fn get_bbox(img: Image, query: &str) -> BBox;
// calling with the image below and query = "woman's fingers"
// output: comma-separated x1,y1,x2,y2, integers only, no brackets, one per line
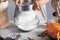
15,0,23,6
15,0,19,6
19,0,23,5
33,0,49,10
33,0,40,10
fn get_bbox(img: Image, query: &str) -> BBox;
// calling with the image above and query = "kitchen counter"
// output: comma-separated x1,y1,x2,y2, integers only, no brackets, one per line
0,21,51,40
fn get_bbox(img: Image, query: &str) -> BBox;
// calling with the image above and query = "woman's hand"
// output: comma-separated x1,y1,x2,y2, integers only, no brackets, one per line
33,0,40,10
15,0,23,6
33,0,49,10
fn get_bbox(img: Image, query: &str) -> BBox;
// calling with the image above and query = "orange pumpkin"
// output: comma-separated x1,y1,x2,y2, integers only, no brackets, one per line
46,22,60,38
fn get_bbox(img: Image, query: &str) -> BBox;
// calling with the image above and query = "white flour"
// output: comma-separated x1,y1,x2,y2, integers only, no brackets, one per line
14,10,39,31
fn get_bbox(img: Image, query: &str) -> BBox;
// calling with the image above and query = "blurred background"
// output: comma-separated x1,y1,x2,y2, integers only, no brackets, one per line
8,0,56,21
